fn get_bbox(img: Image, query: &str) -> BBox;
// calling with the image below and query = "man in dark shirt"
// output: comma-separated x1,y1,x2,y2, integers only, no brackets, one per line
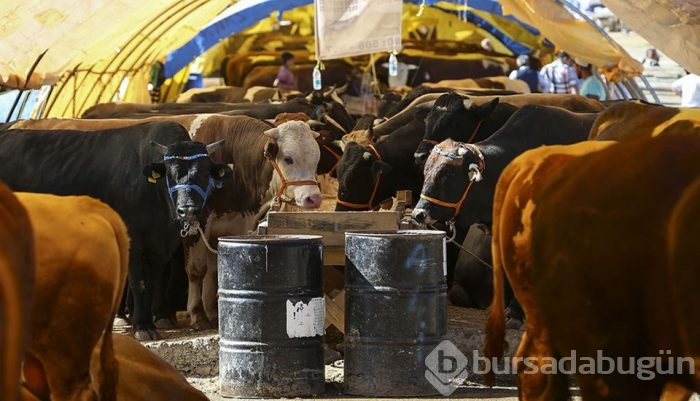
508,54,540,93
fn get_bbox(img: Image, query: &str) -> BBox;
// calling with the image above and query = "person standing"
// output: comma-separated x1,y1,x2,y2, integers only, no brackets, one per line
274,52,298,91
672,71,700,107
539,51,579,94
509,55,540,93
576,60,607,101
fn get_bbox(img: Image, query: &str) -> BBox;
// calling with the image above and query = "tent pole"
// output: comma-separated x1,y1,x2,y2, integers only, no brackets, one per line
638,74,661,104
6,49,48,122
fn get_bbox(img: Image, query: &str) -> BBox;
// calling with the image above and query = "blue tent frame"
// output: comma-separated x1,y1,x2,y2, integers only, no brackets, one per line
164,0,542,77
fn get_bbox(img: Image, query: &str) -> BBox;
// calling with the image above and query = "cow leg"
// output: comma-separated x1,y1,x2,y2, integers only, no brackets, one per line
152,262,176,330
504,280,524,329
129,247,160,341
514,328,568,401
186,239,211,330
202,248,219,327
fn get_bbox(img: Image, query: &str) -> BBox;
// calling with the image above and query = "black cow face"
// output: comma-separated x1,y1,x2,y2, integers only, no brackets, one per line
412,139,483,224
335,142,391,211
316,131,343,177
143,140,229,224
414,95,499,168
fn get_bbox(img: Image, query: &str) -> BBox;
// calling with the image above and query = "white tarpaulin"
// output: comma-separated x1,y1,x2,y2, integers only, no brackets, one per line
314,0,402,60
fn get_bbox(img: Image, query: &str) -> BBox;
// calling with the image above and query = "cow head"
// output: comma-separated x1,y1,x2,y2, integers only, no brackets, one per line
264,121,322,208
414,94,498,168
316,130,343,177
412,139,484,224
143,140,229,224
335,142,392,211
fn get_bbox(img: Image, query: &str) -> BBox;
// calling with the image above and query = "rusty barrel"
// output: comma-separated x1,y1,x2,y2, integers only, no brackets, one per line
218,235,325,398
344,230,448,396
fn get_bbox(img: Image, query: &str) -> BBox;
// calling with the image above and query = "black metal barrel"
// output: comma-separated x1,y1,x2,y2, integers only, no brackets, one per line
218,235,325,398
344,230,447,396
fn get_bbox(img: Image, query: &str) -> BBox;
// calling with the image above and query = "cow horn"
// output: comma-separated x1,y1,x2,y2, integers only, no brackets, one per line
363,151,372,161
150,141,169,155
458,147,468,156
206,139,226,154
307,119,325,128
333,140,346,152
462,99,473,109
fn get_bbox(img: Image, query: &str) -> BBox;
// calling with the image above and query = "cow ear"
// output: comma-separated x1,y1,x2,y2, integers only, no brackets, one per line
371,160,392,177
264,127,280,139
414,107,430,122
476,98,499,118
211,163,231,188
264,141,278,159
143,163,166,183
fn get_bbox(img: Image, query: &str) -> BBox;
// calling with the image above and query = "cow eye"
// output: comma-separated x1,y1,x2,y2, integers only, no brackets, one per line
283,156,294,165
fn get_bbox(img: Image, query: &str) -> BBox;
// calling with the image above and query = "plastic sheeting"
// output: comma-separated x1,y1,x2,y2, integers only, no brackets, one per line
499,0,643,78
602,0,700,75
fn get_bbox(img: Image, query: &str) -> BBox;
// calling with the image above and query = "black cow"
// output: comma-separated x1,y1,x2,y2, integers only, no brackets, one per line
379,86,519,118
0,122,229,340
411,105,596,321
335,113,426,212
414,94,516,167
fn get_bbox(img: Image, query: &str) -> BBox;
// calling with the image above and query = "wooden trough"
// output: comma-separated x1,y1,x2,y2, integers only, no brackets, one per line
257,191,414,333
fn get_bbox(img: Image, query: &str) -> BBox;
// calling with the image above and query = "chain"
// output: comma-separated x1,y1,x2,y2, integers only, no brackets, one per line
180,221,218,254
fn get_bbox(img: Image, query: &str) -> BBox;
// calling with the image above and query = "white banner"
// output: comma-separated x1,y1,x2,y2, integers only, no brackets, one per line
314,0,402,60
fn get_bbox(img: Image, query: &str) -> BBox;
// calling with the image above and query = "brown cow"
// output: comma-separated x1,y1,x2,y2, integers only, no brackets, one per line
588,101,700,140
0,184,34,401
18,193,128,401
423,76,531,93
176,86,247,104
530,133,700,400
484,141,614,400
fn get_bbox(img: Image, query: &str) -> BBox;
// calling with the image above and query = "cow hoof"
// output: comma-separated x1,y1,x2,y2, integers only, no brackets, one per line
134,329,161,341
191,320,213,331
154,318,176,330
114,316,131,326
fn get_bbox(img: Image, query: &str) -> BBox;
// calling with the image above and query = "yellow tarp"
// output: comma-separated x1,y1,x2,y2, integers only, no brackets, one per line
603,0,700,75
499,0,643,79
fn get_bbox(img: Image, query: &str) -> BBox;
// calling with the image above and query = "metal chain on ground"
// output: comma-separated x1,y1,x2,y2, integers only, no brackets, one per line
429,222,493,270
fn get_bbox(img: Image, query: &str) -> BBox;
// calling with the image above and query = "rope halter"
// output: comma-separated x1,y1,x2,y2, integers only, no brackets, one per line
419,143,485,219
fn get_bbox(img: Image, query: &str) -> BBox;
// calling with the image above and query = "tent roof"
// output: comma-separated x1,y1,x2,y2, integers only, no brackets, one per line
1,0,649,91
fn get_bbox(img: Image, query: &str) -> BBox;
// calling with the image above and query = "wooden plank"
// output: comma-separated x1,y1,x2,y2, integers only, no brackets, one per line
266,211,399,247
324,290,345,333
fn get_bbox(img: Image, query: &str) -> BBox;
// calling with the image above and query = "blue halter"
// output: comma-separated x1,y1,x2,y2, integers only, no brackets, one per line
163,153,219,207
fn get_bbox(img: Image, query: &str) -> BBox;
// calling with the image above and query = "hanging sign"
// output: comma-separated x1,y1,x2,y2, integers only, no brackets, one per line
314,0,402,60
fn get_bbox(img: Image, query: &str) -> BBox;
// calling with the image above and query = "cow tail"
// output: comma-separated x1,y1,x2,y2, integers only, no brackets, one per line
100,208,130,401
483,175,510,386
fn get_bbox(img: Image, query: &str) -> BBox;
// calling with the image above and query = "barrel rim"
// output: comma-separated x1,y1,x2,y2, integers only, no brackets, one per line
345,229,446,238
219,234,323,244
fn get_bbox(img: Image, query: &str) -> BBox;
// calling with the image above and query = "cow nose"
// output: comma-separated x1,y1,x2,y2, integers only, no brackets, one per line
177,206,196,219
303,194,323,209
412,208,427,223
414,152,429,165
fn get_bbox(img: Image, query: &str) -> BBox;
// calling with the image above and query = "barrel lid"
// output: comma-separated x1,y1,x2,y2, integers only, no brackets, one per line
219,235,323,244
345,230,446,238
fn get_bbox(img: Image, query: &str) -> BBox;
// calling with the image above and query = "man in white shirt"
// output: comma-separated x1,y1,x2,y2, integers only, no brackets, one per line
672,72,700,107
540,52,579,94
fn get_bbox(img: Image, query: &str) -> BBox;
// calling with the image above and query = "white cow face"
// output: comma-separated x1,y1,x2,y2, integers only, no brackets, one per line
264,121,322,208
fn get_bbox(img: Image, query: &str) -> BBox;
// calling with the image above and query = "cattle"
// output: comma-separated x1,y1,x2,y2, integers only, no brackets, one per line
482,141,615,399
530,133,700,400
379,86,519,118
0,184,34,401
0,122,229,340
176,86,247,103
412,105,596,228
81,97,320,120
335,114,425,212
17,193,128,401
589,101,700,140
112,334,208,401
422,76,531,93
186,119,322,329
449,223,493,308
413,93,605,165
